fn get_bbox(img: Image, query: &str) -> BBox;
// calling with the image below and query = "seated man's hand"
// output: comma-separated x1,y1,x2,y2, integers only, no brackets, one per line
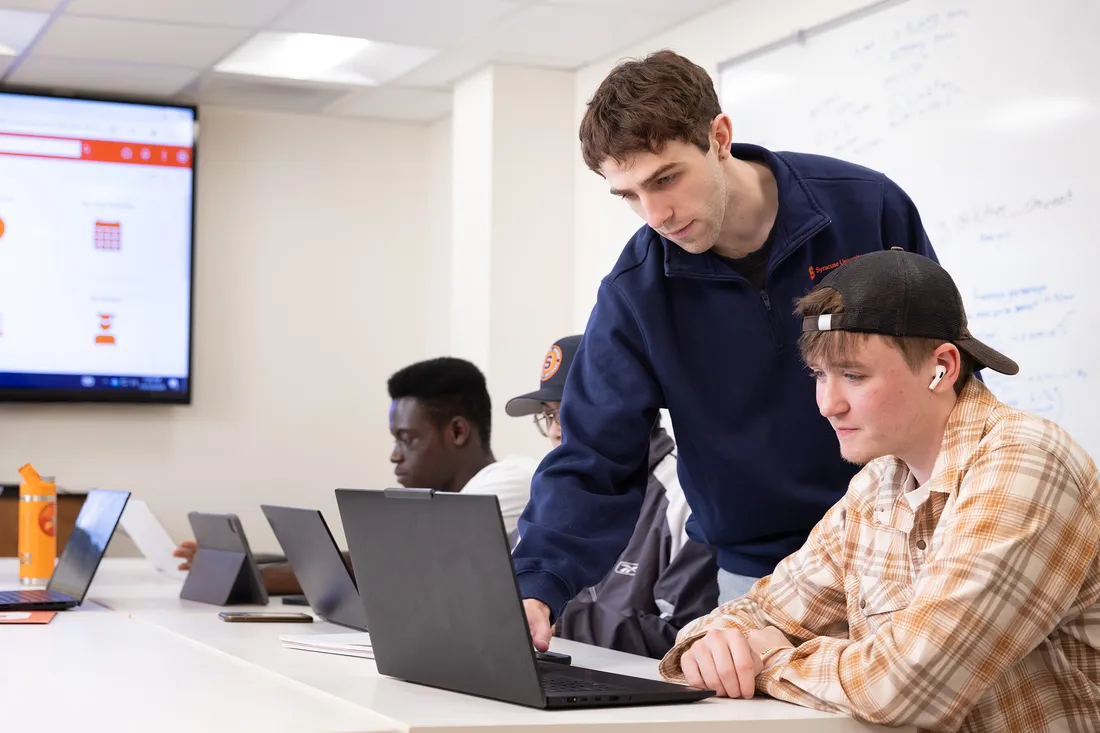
173,541,197,571
680,629,763,698
680,626,793,698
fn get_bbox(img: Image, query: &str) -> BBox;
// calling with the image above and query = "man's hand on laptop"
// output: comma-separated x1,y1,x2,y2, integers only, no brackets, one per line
680,626,792,698
523,598,553,652
172,541,197,571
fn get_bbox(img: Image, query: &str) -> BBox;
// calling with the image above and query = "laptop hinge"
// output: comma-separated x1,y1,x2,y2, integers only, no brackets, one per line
382,488,436,500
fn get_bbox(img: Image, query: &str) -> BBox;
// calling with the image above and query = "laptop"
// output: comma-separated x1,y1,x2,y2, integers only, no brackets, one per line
260,504,367,630
0,489,131,611
335,488,714,709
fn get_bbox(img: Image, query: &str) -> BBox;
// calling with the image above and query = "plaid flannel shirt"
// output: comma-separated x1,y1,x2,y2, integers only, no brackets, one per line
660,379,1100,732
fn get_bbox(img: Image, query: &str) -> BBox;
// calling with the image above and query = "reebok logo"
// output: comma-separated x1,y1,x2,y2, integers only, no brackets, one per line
614,562,639,577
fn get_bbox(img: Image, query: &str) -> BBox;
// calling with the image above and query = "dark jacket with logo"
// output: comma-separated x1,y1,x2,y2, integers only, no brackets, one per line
513,144,938,621
551,427,717,658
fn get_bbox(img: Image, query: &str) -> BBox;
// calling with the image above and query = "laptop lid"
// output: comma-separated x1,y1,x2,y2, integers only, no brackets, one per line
47,489,131,602
336,488,554,708
260,505,366,630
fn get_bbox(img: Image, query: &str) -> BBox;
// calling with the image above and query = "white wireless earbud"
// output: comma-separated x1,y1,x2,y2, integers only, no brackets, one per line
928,365,947,391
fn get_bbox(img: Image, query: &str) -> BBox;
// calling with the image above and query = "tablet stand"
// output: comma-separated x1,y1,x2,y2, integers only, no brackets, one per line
180,547,267,605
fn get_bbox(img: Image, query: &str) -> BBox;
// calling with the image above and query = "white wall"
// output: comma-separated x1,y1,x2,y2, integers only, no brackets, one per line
571,0,886,327
448,65,575,463
0,106,444,552
423,114,453,358
486,65,576,462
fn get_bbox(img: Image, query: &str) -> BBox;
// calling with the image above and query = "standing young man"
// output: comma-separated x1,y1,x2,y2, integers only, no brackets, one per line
512,50,939,650
660,249,1100,733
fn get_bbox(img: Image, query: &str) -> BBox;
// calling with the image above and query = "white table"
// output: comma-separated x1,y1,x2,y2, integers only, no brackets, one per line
1,607,400,732
1,559,910,733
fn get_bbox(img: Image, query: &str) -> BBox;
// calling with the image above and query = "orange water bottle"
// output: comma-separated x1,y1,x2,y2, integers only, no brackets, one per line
18,463,57,586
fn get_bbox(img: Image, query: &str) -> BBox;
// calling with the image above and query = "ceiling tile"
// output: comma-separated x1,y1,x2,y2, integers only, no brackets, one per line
63,0,295,28
189,74,353,114
32,16,253,68
6,56,199,96
0,0,62,10
273,0,521,50
389,49,489,89
474,5,673,67
324,86,451,122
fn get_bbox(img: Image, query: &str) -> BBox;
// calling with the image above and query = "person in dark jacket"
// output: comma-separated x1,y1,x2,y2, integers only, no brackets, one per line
513,50,940,652
507,335,718,659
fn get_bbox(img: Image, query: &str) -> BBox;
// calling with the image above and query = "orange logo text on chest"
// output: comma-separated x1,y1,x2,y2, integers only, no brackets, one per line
809,255,861,280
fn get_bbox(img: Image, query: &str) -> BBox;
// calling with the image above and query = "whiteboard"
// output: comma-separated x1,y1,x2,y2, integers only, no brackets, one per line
718,0,1100,458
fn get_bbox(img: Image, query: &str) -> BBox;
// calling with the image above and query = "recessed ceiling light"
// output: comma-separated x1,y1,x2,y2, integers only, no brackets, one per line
214,32,439,87
0,9,50,56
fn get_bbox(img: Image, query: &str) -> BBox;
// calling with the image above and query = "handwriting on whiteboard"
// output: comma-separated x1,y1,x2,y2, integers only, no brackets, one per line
791,9,973,158
967,282,1084,421
984,370,1089,422
953,190,1074,230
969,285,1077,340
931,189,1075,246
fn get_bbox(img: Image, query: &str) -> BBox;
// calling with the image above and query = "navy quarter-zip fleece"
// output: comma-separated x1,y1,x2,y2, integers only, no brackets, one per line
513,144,938,621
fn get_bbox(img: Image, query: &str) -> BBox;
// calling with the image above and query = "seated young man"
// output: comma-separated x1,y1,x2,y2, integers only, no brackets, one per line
508,335,718,658
175,357,536,594
659,249,1100,732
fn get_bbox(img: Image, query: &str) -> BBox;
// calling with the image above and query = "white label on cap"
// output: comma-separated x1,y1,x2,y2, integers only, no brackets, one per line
818,314,834,331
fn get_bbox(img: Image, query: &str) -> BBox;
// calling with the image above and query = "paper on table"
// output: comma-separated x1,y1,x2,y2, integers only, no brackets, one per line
120,499,187,579
0,611,57,624
280,631,374,660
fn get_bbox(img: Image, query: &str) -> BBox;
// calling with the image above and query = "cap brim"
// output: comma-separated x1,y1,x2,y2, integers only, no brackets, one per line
505,387,564,417
956,333,1020,376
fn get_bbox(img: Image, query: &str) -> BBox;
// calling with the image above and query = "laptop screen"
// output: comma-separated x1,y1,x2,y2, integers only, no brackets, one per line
49,489,130,601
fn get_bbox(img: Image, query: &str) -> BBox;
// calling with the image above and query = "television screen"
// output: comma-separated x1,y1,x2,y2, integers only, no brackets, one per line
0,91,196,403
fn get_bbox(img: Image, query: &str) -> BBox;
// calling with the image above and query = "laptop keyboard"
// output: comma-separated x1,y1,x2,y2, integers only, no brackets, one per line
541,672,633,694
0,590,66,604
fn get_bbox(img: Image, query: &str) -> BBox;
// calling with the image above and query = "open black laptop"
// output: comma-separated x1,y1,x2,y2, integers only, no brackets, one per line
335,488,714,709
0,489,131,611
260,504,366,630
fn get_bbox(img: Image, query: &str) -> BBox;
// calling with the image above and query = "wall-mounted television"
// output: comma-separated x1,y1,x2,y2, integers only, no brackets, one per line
0,90,196,404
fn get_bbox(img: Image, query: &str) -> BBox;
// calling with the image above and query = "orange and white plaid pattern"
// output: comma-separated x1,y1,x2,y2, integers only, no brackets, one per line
660,379,1100,732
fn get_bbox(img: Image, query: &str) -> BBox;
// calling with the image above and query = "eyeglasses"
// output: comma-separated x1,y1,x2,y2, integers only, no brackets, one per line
533,409,560,437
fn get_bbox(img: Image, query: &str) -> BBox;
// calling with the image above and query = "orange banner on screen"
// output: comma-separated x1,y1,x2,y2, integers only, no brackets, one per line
0,131,192,168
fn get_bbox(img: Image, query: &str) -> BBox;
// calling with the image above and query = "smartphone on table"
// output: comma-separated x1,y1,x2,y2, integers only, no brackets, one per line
219,612,313,623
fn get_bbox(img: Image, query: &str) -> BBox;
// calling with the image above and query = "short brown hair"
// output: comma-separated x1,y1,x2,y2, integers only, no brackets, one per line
795,287,975,396
579,50,722,173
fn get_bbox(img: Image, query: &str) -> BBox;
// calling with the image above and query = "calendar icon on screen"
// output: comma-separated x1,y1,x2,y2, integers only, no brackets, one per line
94,221,121,250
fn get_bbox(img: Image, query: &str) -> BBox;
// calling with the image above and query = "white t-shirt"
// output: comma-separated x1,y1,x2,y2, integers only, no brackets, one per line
903,470,933,511
461,456,538,535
